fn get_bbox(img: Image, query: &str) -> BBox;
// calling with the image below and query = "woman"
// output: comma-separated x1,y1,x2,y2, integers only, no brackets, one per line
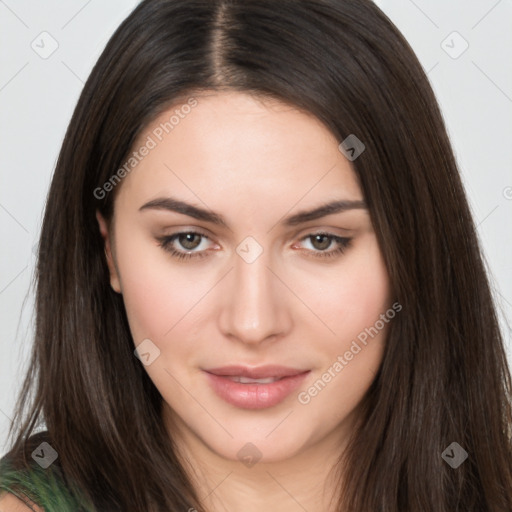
1,0,511,510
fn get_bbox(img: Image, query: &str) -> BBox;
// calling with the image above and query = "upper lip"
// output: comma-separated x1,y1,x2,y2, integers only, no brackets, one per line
204,365,310,379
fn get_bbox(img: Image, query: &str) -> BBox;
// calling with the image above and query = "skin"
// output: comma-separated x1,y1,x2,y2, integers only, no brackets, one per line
97,91,393,512
0,491,44,512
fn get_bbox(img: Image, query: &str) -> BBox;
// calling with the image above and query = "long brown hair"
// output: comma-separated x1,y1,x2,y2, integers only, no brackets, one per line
4,0,512,510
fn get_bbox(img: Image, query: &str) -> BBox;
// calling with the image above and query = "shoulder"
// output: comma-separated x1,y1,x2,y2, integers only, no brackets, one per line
0,490,43,511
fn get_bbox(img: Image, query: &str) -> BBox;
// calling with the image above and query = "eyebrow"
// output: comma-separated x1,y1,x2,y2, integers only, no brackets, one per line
139,196,367,228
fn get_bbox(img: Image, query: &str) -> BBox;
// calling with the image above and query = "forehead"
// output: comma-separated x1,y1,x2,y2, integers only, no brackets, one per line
115,91,363,214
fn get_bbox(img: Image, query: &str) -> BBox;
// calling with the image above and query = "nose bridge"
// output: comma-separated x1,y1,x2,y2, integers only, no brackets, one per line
218,240,289,343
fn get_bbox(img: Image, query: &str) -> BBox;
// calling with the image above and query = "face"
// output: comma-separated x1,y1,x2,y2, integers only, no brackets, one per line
97,91,393,465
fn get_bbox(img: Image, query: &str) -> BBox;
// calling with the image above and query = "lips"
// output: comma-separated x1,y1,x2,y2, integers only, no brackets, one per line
203,365,310,409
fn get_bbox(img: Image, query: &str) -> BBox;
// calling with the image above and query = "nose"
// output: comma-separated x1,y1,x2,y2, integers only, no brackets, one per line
217,247,292,346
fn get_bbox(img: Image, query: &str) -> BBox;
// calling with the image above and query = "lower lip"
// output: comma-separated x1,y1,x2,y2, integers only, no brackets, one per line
204,371,310,409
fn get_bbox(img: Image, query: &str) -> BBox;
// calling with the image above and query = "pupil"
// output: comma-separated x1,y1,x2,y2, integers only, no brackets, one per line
312,234,331,251
180,233,200,250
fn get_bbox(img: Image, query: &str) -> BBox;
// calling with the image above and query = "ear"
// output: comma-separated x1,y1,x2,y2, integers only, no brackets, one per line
96,210,122,293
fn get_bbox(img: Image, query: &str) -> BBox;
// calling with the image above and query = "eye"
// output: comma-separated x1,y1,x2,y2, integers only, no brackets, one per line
294,232,352,259
157,231,214,260
157,231,352,261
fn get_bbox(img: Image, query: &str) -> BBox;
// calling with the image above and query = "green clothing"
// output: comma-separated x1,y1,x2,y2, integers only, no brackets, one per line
0,431,93,511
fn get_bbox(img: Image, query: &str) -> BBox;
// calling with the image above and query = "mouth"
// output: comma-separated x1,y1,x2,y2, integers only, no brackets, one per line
203,365,310,409
222,375,284,384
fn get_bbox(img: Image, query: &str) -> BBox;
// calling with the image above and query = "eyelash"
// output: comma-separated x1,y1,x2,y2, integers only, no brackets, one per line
156,231,352,261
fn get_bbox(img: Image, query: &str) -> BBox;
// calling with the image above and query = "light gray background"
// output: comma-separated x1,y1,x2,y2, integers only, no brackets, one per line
1,0,511,454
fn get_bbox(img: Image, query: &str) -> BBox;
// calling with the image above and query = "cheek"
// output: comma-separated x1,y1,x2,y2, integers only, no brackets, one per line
298,283,391,424
296,234,391,344
113,229,204,346
341,241,391,333
299,235,391,396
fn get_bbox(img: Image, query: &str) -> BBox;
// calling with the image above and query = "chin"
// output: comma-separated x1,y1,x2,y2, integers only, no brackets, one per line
202,427,310,465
